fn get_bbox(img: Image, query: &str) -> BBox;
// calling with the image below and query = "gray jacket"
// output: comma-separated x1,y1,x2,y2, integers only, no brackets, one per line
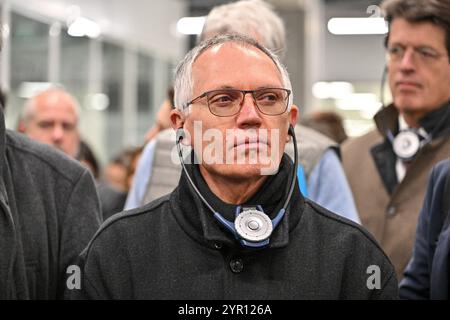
0,110,101,299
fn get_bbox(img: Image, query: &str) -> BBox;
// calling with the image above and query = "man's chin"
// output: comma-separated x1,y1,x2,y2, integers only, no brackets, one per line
204,163,279,179
394,88,420,103
394,96,423,112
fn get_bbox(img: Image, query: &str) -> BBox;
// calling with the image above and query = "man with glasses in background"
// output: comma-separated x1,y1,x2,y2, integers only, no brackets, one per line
71,34,397,299
342,0,450,281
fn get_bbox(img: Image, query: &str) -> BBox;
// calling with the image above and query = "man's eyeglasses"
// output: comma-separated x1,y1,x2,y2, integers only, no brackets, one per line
387,44,445,65
185,88,291,117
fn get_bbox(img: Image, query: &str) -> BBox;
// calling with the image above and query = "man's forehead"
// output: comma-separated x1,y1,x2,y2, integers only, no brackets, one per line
35,93,77,111
389,18,447,48
192,42,283,88
194,42,276,68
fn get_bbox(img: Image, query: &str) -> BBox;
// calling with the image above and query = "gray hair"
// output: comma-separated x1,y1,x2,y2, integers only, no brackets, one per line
199,0,286,58
174,34,293,113
22,87,80,124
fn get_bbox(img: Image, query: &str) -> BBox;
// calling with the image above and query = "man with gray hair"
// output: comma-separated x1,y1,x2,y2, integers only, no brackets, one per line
125,0,360,226
21,88,128,221
72,34,397,299
21,88,80,158
0,91,101,298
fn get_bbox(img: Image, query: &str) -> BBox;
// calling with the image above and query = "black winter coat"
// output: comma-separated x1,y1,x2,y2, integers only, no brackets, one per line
400,158,450,299
72,155,398,299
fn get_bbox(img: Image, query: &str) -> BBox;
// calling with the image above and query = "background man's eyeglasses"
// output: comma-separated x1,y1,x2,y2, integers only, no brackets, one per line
387,44,445,65
185,88,291,117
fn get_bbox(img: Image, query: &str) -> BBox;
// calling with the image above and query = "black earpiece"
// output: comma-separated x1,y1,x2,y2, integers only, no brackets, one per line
288,124,295,136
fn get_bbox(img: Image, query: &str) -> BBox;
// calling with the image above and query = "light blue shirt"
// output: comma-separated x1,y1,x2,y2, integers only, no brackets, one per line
307,149,360,224
125,143,360,224
297,164,308,197
123,139,156,210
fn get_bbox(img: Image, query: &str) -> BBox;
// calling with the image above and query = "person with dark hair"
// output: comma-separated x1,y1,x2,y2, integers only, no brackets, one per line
124,145,144,191
104,147,142,194
302,111,348,144
104,154,129,193
77,140,100,179
0,90,6,111
77,140,127,221
399,158,450,299
382,0,450,58
342,0,450,280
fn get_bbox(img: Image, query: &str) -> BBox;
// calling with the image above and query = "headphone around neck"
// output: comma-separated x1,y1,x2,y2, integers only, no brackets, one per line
175,125,298,248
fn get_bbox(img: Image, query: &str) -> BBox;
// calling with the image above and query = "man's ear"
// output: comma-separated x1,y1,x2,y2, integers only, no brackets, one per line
285,105,298,142
170,108,185,130
170,109,192,146
289,104,299,127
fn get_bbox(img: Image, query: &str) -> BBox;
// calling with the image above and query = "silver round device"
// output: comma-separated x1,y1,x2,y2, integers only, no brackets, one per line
235,209,273,242
393,130,420,160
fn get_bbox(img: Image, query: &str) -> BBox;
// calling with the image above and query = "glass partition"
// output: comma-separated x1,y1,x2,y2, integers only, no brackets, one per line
102,41,124,160
8,12,49,129
136,52,154,140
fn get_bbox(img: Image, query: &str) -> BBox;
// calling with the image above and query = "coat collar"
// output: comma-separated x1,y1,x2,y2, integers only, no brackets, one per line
169,153,305,250
374,100,450,138
374,104,399,138
419,100,450,139
371,101,450,194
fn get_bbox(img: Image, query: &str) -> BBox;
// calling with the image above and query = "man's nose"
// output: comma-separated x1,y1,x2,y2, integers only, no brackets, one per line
51,125,64,142
236,94,262,128
399,48,416,72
